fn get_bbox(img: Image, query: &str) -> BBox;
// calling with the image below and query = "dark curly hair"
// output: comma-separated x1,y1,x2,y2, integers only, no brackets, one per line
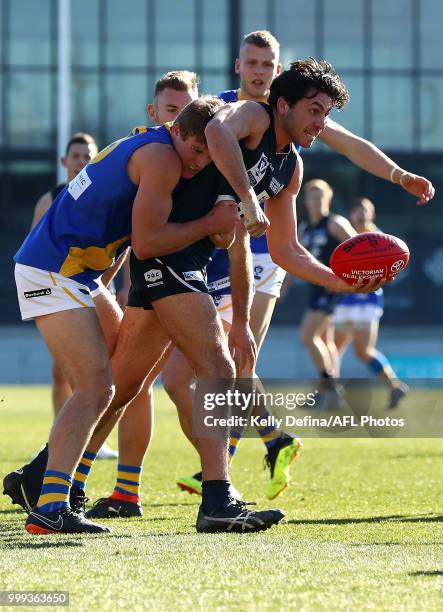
268,58,349,111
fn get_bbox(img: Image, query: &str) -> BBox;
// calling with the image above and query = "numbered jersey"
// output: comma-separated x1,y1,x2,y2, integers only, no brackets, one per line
15,126,173,289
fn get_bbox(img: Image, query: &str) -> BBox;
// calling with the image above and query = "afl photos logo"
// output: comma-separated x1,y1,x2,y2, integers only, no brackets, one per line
391,260,405,273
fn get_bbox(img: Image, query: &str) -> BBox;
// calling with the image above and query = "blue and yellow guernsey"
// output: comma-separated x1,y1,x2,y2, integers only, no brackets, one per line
15,125,173,290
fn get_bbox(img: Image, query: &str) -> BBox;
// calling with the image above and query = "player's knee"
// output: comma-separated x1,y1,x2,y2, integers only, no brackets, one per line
198,353,235,380
354,345,370,362
300,327,313,347
162,370,188,402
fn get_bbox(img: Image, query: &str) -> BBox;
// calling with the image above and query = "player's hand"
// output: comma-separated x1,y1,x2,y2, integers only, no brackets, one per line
210,230,236,249
228,320,257,375
333,276,386,293
238,199,270,238
399,172,435,206
206,201,239,235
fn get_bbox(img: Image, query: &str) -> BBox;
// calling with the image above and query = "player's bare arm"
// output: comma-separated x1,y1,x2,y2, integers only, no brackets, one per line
319,119,435,205
130,144,238,259
265,156,381,294
205,101,271,236
31,192,53,229
227,222,256,373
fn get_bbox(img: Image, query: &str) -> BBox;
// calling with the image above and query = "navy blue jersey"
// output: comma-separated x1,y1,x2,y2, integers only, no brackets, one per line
207,102,298,296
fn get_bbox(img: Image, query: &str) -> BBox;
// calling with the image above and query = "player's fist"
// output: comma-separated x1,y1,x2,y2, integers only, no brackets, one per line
205,201,238,235
238,200,270,238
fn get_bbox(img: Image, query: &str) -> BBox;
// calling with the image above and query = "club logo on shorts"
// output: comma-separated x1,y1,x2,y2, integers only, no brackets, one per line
144,269,163,287
183,270,204,282
254,265,264,281
391,260,405,273
24,288,51,299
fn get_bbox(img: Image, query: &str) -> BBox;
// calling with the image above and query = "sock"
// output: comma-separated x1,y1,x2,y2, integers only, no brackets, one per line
228,430,242,460
72,451,97,491
254,411,282,450
201,480,231,513
37,470,72,513
24,444,49,498
367,351,393,376
110,464,142,503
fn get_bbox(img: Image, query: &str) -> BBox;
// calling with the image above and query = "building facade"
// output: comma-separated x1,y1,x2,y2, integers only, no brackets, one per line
1,0,442,324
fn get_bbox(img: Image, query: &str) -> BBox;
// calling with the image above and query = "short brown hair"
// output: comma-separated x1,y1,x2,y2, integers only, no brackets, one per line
174,96,224,143
241,30,280,51
65,132,96,155
303,179,334,202
269,58,349,111
154,71,199,97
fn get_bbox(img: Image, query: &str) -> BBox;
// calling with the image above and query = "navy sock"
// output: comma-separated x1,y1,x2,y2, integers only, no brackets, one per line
25,444,49,497
202,480,231,513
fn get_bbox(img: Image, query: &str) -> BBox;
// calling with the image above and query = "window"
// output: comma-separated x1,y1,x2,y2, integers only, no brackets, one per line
155,0,196,69
372,76,413,149
372,0,413,69
10,0,52,66
105,0,147,67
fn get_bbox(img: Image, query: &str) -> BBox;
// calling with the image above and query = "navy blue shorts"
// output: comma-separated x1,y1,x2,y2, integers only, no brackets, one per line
307,285,341,314
128,252,208,311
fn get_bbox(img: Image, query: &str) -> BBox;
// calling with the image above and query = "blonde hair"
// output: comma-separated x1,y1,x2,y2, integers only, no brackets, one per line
303,179,334,202
241,30,280,52
155,71,199,97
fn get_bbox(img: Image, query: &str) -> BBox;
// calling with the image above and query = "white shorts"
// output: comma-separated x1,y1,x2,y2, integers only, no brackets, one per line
333,303,383,329
253,253,286,298
212,294,233,325
15,263,104,321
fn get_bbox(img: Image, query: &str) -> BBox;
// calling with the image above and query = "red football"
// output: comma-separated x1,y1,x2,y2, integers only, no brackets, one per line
330,232,410,286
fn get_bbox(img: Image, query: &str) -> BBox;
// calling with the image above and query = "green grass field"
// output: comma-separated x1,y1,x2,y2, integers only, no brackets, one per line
0,385,442,611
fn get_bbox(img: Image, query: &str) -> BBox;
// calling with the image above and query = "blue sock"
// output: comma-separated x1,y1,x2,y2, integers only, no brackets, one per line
73,451,97,491
37,470,72,513
367,351,390,375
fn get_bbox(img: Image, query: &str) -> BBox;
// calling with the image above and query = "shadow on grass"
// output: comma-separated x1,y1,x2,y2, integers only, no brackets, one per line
0,508,25,515
287,513,443,526
409,570,443,576
148,502,200,508
2,539,84,550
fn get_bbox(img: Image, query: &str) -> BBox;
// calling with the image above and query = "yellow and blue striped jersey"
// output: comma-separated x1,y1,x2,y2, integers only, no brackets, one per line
15,125,173,290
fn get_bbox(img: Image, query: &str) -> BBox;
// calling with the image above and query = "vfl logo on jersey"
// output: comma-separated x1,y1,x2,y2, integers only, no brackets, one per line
24,288,51,299
68,168,92,200
247,153,270,187
144,269,163,287
183,270,204,282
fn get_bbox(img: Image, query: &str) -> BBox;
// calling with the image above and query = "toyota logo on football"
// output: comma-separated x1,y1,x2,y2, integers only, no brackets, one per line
391,260,405,273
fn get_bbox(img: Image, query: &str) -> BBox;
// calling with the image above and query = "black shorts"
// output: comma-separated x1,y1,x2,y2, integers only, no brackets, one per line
128,254,209,310
307,285,341,314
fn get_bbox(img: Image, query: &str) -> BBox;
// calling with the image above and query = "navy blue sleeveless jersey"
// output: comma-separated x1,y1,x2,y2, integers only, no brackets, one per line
207,101,298,296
